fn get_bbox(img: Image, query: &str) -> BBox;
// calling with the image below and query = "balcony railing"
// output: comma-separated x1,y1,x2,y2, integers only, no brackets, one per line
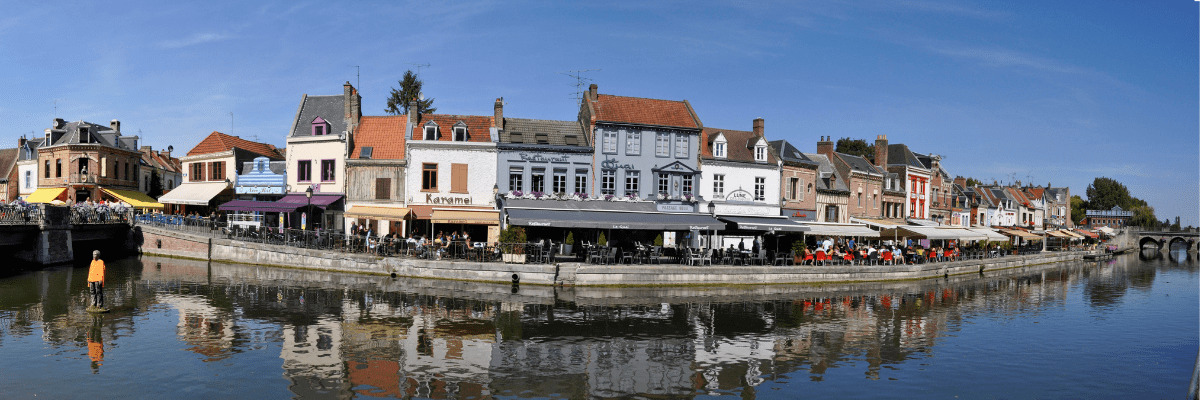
69,173,97,184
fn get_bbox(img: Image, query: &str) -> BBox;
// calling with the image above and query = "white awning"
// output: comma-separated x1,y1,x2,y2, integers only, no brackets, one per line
967,227,1008,241
883,226,982,240
798,222,879,237
157,182,229,206
906,218,941,226
850,217,900,230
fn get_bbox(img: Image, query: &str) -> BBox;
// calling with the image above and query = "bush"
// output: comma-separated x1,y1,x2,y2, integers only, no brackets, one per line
598,232,607,246
499,225,526,244
791,240,805,255
565,232,575,245
653,234,663,247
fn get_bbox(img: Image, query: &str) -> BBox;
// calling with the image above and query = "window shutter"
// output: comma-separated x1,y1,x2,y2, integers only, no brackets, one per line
375,178,391,200
451,164,468,193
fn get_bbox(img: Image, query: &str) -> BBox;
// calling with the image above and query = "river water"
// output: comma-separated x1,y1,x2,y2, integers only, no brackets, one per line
0,250,1195,399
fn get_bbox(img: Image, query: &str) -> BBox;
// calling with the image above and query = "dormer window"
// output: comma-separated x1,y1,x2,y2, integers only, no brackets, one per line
754,142,767,162
453,122,468,141
311,117,329,136
713,133,727,158
423,121,439,140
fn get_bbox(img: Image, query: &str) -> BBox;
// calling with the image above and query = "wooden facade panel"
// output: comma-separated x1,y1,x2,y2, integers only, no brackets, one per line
346,164,405,204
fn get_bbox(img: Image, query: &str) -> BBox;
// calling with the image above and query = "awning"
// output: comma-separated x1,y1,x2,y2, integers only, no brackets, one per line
25,187,67,203
719,215,810,233
158,182,229,206
798,222,880,237
850,217,900,230
1075,230,1099,239
219,199,302,213
507,208,724,230
276,193,343,210
882,226,962,240
1047,230,1071,239
1096,226,1116,236
907,219,940,226
967,227,1008,241
344,205,411,220
101,188,164,209
431,209,499,225
999,228,1043,241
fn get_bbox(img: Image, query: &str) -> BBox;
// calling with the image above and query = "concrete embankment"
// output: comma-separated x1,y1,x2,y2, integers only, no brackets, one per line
138,225,1093,287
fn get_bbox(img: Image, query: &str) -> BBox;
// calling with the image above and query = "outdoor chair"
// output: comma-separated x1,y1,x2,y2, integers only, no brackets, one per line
815,250,827,266
774,250,792,266
648,246,662,264
603,247,618,265
686,248,705,266
621,248,637,264
803,252,814,265
588,247,606,264
751,249,767,265
843,252,854,265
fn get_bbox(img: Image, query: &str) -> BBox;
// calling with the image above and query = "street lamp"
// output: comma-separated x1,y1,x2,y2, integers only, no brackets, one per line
707,200,716,217
305,186,314,231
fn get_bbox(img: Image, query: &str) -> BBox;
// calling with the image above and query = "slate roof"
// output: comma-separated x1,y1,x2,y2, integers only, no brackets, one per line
887,144,927,169
289,94,347,138
768,140,816,166
701,127,776,164
803,153,849,192
46,120,138,151
0,148,17,182
409,114,494,143
18,138,44,161
592,94,701,129
498,118,589,147
187,131,284,159
835,152,882,175
351,115,408,160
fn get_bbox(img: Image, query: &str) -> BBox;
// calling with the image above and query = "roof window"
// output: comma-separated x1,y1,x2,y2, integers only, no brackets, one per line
360,147,373,159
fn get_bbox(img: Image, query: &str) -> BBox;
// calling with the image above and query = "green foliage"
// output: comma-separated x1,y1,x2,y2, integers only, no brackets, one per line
565,232,575,245
498,225,526,244
964,177,983,187
653,234,663,247
597,232,607,246
147,170,164,198
385,70,437,115
835,137,874,160
1070,195,1087,225
791,240,806,255
1129,205,1159,229
1085,177,1132,210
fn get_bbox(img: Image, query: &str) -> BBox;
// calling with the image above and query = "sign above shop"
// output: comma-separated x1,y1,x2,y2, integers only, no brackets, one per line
426,194,472,205
236,186,285,195
600,158,636,171
518,153,569,163
725,189,754,203
784,208,817,222
656,203,695,213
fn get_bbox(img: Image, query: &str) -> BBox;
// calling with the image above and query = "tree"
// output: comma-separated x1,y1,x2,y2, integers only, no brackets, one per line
1085,177,1132,210
147,170,164,198
835,137,874,160
964,177,983,187
385,70,436,115
1070,195,1087,225
1129,205,1158,229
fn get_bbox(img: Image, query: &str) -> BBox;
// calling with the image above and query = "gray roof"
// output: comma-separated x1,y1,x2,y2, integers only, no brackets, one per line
18,138,44,161
803,152,849,192
836,152,882,175
887,144,926,169
768,139,816,166
289,95,347,138
498,118,589,147
45,121,137,151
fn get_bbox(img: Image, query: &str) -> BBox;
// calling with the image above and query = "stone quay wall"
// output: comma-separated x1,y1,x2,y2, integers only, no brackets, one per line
137,225,1091,287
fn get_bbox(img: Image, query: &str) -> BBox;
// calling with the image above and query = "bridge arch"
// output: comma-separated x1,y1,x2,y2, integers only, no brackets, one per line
1168,237,1192,251
1139,236,1162,250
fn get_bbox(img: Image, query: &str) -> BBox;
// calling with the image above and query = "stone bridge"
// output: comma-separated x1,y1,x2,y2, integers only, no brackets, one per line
1136,230,1199,252
0,204,136,266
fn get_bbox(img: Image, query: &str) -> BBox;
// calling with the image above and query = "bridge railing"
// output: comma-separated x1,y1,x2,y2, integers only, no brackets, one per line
0,205,43,225
135,214,224,235
70,207,133,225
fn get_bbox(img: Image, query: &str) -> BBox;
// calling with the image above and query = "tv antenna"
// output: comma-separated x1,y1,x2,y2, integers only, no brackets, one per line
353,65,360,89
408,63,430,76
561,69,600,105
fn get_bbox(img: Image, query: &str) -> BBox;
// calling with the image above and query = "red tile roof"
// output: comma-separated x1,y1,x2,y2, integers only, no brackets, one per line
351,115,408,159
408,115,494,143
187,131,284,159
593,94,700,129
700,127,776,164
141,148,181,173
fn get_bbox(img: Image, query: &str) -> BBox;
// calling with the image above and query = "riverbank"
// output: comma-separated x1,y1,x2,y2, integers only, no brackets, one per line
138,225,1097,287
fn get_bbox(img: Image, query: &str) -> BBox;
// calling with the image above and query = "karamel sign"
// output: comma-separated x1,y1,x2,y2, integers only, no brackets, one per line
426,194,472,205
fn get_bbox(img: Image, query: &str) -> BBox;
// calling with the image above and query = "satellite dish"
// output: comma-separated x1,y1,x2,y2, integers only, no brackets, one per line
418,92,424,101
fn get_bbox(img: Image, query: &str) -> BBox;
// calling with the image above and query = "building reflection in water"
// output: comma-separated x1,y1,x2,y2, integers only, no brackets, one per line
0,253,1190,399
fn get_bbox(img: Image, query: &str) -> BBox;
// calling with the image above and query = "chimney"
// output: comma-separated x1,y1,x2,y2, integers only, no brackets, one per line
110,119,120,132
344,81,361,134
407,99,419,130
816,135,833,158
588,84,598,100
53,118,65,129
494,97,504,130
18,136,26,149
752,118,764,136
874,135,888,170
140,145,151,152
954,176,967,187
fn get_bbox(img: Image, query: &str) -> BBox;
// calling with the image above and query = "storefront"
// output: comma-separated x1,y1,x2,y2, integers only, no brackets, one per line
157,181,231,215
503,198,722,249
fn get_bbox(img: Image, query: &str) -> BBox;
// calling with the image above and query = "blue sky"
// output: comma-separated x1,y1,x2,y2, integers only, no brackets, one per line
1,1,1196,224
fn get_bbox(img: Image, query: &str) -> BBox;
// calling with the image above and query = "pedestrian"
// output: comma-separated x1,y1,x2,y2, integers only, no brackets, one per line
87,250,106,309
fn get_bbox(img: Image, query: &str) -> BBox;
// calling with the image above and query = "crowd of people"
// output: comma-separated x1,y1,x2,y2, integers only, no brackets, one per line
800,237,965,265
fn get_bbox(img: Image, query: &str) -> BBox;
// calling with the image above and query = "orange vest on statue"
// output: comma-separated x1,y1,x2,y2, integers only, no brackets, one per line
87,260,106,283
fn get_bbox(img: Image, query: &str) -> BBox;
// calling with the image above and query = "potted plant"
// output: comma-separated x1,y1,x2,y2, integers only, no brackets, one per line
500,225,527,263
562,232,575,255
598,232,607,247
791,240,806,264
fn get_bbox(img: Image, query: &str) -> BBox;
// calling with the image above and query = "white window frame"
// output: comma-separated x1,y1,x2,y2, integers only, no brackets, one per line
508,167,523,192
453,126,467,141
602,131,617,154
754,177,765,201
574,169,588,194
713,174,724,196
682,175,693,195
625,131,641,155
552,169,567,193
601,170,615,195
657,173,669,195
423,125,437,140
655,133,670,157
674,135,688,158
624,170,639,197
754,144,766,162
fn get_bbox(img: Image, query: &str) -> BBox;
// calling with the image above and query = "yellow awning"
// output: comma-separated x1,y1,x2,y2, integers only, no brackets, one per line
344,205,410,220
101,188,164,209
25,187,67,203
430,209,499,225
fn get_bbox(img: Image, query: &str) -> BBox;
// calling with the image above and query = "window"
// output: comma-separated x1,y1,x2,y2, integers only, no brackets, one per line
601,170,615,195
714,141,726,158
674,135,688,158
825,205,839,222
625,131,640,155
754,144,766,162
531,168,546,193
535,133,549,144
754,177,765,201
453,126,467,141
624,171,640,196
552,169,567,193
320,160,335,182
789,178,798,200
312,117,328,136
375,178,391,200
682,175,693,195
24,171,31,189
508,167,523,192
45,160,50,178
211,161,225,181
874,194,879,209
451,163,468,193
423,125,438,140
657,173,669,195
79,158,89,175
421,163,438,191
857,193,862,207
297,160,311,182
655,133,670,156
574,169,588,194
713,174,724,196
602,131,617,153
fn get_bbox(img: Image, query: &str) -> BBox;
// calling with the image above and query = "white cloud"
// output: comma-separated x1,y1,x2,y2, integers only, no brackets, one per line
157,33,233,49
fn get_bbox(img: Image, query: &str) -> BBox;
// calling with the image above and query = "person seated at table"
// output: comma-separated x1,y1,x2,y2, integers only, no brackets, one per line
751,239,760,256
892,246,904,264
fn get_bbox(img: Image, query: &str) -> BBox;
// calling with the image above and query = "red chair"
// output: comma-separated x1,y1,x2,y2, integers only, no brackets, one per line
943,250,953,261
843,252,854,265
815,250,827,266
928,251,938,263
803,252,814,265
882,252,893,265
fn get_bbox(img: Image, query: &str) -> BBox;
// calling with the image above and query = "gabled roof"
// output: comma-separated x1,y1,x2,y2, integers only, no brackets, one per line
289,94,347,138
409,114,494,143
499,118,588,147
700,127,775,164
803,152,849,192
768,139,816,166
0,148,17,181
141,148,181,173
18,138,44,161
46,120,138,151
351,115,408,160
887,143,927,169
187,131,284,159
592,94,701,129
835,152,882,175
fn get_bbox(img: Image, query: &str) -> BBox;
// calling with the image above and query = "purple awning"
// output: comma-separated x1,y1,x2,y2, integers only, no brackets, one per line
276,193,344,209
218,200,302,213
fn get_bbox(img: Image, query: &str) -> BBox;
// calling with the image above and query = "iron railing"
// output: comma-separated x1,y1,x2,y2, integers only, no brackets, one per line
135,214,221,234
0,205,42,225
71,207,132,225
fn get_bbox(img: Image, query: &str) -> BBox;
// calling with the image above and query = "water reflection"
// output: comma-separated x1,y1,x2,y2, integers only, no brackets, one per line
0,252,1194,399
